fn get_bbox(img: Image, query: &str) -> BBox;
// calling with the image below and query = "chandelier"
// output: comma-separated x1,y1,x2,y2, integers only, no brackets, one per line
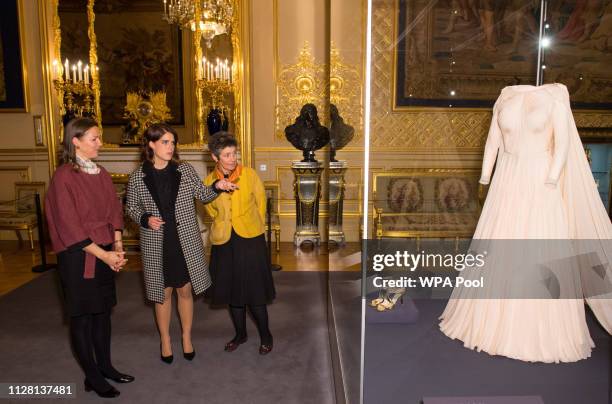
162,0,233,48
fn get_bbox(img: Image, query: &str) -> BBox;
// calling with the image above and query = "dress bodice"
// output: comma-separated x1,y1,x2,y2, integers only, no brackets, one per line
480,83,570,186
496,84,561,155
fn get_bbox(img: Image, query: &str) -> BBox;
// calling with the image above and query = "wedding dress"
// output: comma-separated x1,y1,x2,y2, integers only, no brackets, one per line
439,83,612,363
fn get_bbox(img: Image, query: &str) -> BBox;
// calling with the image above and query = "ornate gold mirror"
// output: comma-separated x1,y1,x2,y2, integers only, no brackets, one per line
54,0,96,129
49,0,250,152
53,0,195,145
92,0,192,144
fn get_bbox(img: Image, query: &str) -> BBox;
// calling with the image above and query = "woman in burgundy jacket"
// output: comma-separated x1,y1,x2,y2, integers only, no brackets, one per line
45,118,133,399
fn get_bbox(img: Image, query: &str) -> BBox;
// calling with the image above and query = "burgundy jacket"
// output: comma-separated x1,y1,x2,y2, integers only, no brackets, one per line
45,164,123,278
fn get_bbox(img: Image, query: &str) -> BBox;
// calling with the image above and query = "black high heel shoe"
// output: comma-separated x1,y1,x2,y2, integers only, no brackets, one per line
182,339,196,360
160,343,173,364
84,379,120,398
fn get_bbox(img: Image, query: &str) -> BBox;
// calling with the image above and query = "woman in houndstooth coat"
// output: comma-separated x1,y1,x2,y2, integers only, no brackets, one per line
126,124,236,363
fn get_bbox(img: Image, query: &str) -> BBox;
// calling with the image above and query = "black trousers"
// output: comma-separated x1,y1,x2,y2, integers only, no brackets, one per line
69,311,120,391
229,304,273,345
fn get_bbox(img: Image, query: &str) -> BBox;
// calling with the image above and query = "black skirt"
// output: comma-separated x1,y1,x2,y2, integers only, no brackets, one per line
209,230,275,306
57,245,117,317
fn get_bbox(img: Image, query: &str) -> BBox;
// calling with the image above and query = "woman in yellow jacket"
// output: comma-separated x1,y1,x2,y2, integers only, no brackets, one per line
205,132,276,354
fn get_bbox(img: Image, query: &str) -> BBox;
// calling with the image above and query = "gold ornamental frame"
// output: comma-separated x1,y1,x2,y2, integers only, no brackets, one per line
39,0,59,176
41,0,252,170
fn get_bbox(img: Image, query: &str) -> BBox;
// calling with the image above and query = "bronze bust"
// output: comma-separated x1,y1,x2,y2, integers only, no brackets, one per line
285,103,330,162
329,104,354,162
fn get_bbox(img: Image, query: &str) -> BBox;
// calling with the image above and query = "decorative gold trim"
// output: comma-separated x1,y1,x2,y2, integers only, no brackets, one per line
18,0,29,113
0,148,48,154
275,42,329,139
232,0,253,167
254,147,305,152
193,1,205,145
109,173,129,181
330,43,363,140
272,0,279,94
87,0,102,133
40,0,60,175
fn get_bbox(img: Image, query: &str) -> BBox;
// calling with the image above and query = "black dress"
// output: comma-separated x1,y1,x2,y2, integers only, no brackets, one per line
151,165,191,288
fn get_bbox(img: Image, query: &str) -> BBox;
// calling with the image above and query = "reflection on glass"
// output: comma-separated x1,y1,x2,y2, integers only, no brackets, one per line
58,0,89,65
540,0,612,109
584,143,612,213
395,0,541,108
93,1,185,126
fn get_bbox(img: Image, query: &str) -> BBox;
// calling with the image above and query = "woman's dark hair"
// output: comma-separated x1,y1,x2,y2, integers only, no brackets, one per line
62,117,99,167
141,123,181,163
208,131,238,158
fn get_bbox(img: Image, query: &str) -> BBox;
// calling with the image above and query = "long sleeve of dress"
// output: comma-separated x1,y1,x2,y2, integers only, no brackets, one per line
185,163,218,204
545,99,570,186
479,102,502,185
125,172,150,228
45,172,91,252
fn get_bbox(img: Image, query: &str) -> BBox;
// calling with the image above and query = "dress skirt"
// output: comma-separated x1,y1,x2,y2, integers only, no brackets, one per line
209,229,275,306
57,244,117,317
162,219,190,288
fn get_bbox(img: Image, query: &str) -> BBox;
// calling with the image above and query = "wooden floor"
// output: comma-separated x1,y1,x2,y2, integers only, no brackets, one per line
0,241,361,297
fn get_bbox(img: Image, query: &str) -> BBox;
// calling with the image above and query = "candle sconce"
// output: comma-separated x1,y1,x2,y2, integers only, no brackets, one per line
196,56,233,136
52,58,96,124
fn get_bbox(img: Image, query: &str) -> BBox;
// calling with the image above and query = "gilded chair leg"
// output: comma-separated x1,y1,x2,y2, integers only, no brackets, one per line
274,229,280,252
28,227,34,250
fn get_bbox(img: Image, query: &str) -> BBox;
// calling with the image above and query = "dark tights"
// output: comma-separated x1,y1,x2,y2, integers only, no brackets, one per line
229,304,273,345
70,311,120,391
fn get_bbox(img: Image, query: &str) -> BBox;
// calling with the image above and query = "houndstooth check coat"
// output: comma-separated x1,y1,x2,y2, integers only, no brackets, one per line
126,161,218,303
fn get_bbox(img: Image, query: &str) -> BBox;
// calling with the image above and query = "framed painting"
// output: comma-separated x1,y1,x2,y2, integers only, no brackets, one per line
372,169,482,239
395,0,612,110
0,0,28,112
92,0,185,126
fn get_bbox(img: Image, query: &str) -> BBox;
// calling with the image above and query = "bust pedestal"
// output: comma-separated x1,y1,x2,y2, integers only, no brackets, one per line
291,161,324,246
329,160,348,244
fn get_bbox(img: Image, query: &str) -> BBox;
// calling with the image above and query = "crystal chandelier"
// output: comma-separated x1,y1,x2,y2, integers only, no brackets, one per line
162,0,233,48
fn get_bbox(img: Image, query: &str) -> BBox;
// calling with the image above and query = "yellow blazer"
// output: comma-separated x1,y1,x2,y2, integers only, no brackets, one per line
204,166,266,245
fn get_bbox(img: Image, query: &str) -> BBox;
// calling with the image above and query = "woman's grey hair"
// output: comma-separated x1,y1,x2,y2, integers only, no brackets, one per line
208,131,238,158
